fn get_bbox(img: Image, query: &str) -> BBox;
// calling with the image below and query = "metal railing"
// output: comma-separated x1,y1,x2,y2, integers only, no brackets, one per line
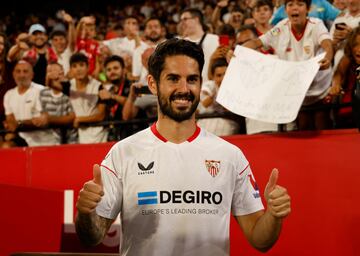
0,101,359,144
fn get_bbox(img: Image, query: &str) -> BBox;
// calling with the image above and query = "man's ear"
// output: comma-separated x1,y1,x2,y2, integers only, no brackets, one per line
147,74,157,95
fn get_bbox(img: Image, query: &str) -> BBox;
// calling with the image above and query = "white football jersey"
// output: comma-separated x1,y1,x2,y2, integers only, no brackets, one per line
97,124,264,256
260,17,330,61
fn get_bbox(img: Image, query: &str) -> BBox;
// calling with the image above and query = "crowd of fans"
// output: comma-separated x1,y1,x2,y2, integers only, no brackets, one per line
0,0,359,148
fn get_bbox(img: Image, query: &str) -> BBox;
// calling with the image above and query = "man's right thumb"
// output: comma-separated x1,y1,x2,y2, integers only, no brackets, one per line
93,164,103,186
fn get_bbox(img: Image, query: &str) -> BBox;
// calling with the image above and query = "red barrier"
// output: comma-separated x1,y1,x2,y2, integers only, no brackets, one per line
0,129,359,255
0,184,64,256
227,129,360,256
0,147,28,186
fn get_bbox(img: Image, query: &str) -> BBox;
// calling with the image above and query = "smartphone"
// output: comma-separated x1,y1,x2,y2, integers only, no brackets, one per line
134,86,152,95
219,35,230,46
335,22,346,30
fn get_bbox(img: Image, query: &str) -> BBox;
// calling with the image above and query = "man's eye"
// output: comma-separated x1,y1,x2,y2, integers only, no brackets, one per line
168,76,179,82
188,77,199,83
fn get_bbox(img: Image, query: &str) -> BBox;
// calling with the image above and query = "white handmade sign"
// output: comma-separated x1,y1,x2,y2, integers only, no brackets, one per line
216,46,325,123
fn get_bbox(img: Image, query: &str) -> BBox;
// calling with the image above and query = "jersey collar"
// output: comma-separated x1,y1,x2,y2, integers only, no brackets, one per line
150,122,201,143
291,19,308,41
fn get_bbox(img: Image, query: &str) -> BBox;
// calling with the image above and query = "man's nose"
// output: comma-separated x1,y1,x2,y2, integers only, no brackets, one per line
177,79,190,92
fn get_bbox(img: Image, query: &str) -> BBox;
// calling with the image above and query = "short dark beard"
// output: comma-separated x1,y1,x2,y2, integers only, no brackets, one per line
110,78,122,85
157,89,199,122
34,42,47,49
146,35,162,44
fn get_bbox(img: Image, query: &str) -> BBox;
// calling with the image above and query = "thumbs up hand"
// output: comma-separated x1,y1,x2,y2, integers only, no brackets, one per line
264,168,291,219
76,164,104,214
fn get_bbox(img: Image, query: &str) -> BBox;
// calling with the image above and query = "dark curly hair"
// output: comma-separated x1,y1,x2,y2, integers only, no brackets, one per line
148,38,204,84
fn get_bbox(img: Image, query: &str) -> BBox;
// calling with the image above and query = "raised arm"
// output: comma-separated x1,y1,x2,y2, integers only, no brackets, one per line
7,33,30,62
75,164,114,246
122,82,142,120
62,10,76,52
211,0,228,31
329,55,350,96
319,38,334,70
235,169,291,252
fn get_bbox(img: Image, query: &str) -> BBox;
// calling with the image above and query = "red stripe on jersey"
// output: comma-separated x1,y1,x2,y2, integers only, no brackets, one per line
187,125,201,142
151,122,201,143
151,123,167,142
100,164,118,178
291,19,308,41
239,163,250,176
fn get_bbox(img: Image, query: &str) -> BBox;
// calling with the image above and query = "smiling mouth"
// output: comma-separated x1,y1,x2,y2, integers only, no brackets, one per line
291,14,300,18
170,93,195,108
173,99,191,104
170,93,194,102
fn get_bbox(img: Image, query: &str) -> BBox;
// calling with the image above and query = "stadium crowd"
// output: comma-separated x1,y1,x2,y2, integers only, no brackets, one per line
0,0,359,147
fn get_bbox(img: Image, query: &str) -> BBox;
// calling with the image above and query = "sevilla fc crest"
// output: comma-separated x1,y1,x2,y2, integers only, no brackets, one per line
205,160,221,177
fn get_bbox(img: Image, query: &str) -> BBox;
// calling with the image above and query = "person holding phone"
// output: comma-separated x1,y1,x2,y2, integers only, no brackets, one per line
328,26,360,128
330,0,360,70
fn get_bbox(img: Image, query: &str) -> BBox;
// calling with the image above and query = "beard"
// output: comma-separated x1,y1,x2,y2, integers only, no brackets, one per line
34,41,47,49
110,78,122,85
158,89,199,122
146,34,161,43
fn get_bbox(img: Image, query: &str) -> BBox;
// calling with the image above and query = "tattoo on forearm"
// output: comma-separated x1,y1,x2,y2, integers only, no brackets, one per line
75,212,112,246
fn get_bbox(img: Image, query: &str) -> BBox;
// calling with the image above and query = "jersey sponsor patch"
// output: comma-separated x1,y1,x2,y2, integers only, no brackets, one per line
205,160,220,177
137,161,155,175
270,27,281,36
248,172,261,198
137,190,223,206
303,45,311,54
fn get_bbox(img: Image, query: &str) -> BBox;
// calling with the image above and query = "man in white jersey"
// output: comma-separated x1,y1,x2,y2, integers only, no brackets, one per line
75,39,291,255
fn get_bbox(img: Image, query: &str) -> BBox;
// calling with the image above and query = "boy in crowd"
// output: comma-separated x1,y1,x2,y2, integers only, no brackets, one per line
50,53,107,143
244,0,333,130
41,62,77,144
197,57,240,136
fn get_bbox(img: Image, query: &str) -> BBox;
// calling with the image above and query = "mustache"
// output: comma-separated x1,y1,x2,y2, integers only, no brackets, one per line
170,92,195,101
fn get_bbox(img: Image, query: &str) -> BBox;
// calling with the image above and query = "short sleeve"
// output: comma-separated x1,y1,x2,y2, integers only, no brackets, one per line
231,151,264,216
259,26,281,50
132,47,144,77
34,89,43,116
315,20,331,45
39,90,47,112
3,90,13,115
96,146,123,219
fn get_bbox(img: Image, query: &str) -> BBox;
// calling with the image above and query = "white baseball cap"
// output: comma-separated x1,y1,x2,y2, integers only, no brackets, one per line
28,24,46,34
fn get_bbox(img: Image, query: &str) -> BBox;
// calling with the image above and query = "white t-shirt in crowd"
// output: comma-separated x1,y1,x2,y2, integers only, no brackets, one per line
260,17,332,105
184,33,219,82
132,42,152,84
69,78,108,144
56,46,72,75
96,124,264,256
4,83,58,146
